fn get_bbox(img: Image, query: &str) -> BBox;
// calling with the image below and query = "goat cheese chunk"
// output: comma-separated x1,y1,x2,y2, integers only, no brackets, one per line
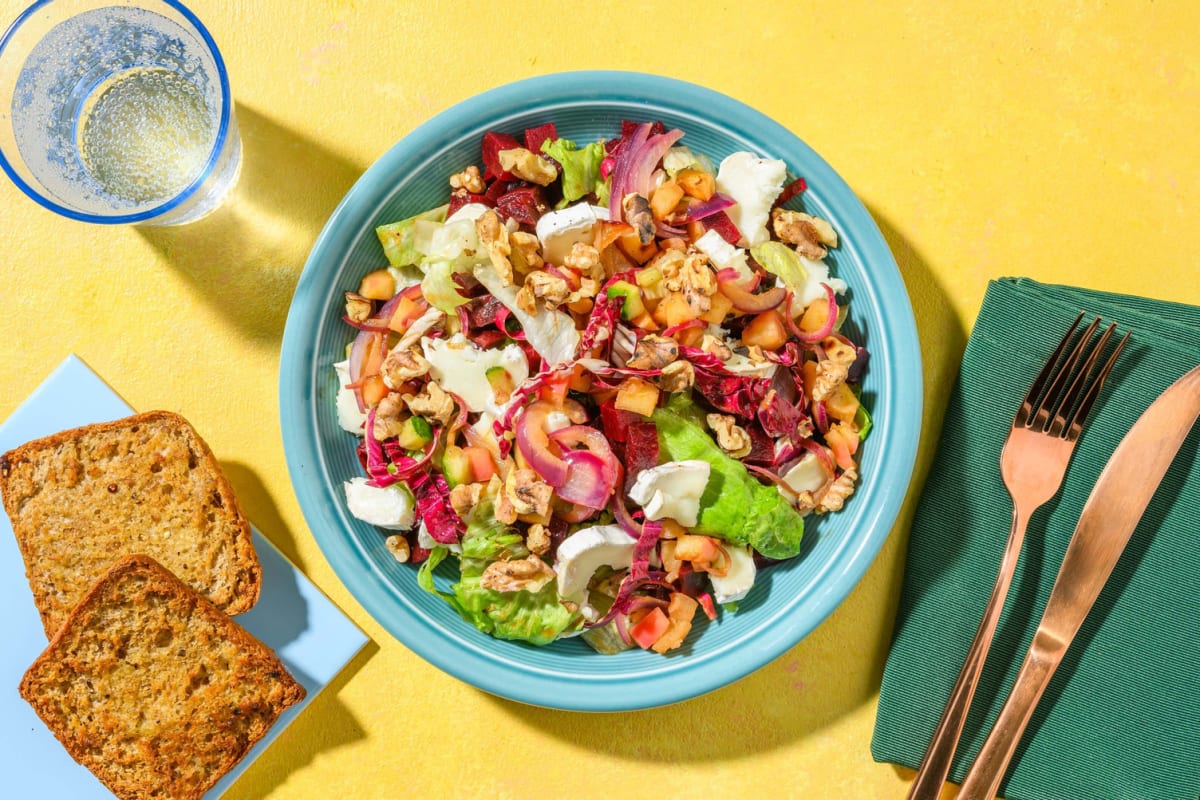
554,525,636,619
343,477,414,530
333,360,366,434
421,333,528,416
708,544,757,605
534,202,610,266
627,460,712,528
715,151,787,248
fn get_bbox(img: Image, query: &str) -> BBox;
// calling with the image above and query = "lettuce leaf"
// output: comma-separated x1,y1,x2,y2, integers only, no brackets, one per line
376,204,448,267
541,138,605,204
750,240,807,288
417,499,580,645
652,395,805,559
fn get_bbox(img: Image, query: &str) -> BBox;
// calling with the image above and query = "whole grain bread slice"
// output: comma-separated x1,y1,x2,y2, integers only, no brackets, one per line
20,554,305,800
0,410,261,638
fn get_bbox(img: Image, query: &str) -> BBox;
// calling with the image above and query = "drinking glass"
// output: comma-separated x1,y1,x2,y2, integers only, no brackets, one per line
0,0,240,225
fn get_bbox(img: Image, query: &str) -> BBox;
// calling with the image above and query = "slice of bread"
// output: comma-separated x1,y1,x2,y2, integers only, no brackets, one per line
0,411,261,637
20,554,305,800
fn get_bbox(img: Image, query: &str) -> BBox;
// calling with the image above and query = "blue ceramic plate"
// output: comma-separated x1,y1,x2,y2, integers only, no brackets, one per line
280,71,921,711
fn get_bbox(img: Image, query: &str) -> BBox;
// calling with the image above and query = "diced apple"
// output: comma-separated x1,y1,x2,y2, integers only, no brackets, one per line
615,377,660,418
799,296,834,333
699,290,734,324
617,232,658,265
825,423,859,470
652,293,700,328
742,309,789,350
361,375,389,406
673,534,720,563
649,180,684,220
676,169,715,201
358,269,395,301
825,383,861,424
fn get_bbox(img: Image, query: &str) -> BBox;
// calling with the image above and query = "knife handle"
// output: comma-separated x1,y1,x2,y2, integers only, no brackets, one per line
957,633,1062,800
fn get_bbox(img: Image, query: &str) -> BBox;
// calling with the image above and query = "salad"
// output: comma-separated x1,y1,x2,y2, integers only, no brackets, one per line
334,120,870,654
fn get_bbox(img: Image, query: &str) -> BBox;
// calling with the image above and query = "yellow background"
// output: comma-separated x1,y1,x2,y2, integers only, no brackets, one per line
3,2,1199,798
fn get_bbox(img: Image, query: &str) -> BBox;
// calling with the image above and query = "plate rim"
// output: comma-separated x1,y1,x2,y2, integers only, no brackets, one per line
280,70,922,711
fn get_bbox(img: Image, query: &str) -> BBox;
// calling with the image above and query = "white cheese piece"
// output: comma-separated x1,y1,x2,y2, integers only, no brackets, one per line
708,544,757,604
534,202,610,266
333,360,365,434
694,229,753,281
794,255,849,308
715,151,788,248
421,333,529,416
472,262,581,366
627,460,712,528
780,451,833,496
444,202,493,224
554,524,636,618
343,477,414,530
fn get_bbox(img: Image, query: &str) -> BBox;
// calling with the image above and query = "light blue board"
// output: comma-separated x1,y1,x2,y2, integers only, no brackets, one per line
0,355,369,798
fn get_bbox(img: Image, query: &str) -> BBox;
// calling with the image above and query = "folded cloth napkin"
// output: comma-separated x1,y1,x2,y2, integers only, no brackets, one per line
873,278,1200,800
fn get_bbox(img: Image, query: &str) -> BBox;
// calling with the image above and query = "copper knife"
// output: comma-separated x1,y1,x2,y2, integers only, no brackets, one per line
957,364,1200,799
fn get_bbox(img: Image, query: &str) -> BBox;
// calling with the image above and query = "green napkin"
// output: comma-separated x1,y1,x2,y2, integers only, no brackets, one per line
873,278,1200,800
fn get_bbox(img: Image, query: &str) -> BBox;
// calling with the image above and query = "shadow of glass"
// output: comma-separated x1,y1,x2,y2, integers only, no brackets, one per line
137,104,365,343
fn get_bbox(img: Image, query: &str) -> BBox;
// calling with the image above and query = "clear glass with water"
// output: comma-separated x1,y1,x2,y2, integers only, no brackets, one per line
0,0,240,225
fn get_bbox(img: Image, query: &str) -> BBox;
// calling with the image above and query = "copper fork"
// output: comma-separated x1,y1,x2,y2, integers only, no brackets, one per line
905,313,1128,800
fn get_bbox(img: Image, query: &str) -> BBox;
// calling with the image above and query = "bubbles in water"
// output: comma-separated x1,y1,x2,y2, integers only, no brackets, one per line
78,67,216,204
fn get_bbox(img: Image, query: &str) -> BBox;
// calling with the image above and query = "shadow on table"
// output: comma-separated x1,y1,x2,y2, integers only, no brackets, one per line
491,210,966,759
137,104,365,344
223,641,378,800
222,460,308,573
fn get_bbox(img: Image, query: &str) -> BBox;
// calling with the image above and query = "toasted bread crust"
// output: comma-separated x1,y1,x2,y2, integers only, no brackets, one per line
0,411,261,636
19,555,305,800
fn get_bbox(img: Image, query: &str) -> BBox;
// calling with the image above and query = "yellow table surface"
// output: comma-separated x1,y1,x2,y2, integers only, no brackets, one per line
3,2,1199,798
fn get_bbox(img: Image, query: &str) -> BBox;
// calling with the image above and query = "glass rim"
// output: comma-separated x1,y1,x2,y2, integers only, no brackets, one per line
0,0,234,224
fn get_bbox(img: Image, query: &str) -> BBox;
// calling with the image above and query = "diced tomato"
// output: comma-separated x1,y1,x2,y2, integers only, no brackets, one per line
462,445,497,483
629,607,670,649
651,593,699,654
481,131,522,181
697,593,718,621
523,122,557,155
703,210,742,245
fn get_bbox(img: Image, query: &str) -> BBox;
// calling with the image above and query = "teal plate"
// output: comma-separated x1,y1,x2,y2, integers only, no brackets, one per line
280,71,922,711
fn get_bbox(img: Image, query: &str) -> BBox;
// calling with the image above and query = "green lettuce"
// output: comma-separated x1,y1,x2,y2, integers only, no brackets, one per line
417,500,580,645
420,259,472,314
749,240,808,289
375,204,448,267
541,138,605,204
652,395,805,560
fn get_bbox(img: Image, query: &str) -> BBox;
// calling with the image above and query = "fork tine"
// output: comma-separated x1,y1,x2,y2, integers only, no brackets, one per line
1060,329,1130,441
1026,314,1101,431
1014,311,1085,428
1044,322,1115,437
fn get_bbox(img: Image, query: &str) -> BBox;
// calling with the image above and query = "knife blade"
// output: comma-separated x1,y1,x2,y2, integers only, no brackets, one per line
957,364,1200,800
